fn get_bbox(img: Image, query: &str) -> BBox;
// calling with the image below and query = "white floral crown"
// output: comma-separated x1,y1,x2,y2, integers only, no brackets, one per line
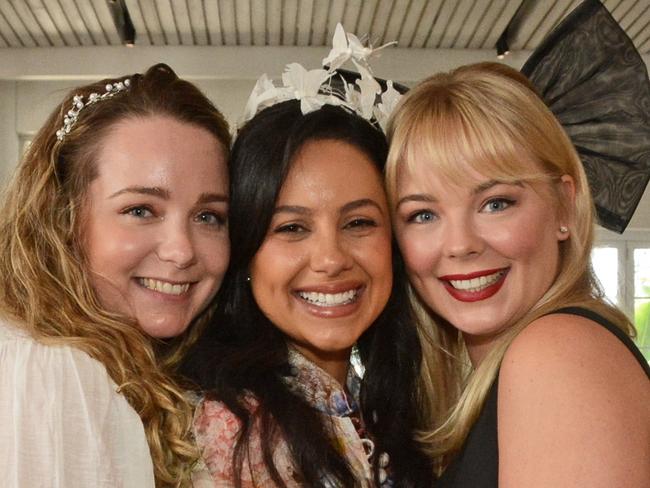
242,23,402,132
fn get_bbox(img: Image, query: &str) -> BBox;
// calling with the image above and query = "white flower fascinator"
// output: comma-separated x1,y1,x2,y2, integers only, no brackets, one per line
241,23,402,132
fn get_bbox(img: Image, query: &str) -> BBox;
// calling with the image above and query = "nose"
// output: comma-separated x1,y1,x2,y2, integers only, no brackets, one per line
156,219,197,269
309,230,353,276
442,216,483,259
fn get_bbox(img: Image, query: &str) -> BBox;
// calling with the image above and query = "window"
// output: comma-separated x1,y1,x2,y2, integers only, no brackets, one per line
592,239,650,361
633,248,650,360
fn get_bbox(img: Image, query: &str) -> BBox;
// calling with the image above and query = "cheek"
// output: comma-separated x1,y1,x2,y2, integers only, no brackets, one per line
84,225,147,274
250,241,301,303
488,216,555,262
396,227,438,277
199,234,231,280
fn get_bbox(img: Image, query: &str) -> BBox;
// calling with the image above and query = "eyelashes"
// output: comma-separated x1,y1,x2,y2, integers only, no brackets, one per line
121,205,227,228
272,218,379,236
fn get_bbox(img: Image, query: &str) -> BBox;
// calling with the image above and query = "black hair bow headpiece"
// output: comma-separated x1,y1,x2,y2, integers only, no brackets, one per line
521,0,650,233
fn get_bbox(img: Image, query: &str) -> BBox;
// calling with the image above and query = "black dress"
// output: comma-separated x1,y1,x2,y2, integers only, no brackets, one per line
436,307,650,488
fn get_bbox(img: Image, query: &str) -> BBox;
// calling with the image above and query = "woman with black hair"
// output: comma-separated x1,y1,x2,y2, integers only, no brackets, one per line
188,96,431,487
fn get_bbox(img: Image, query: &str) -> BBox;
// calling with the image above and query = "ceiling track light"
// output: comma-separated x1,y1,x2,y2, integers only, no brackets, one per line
106,0,136,47
495,0,533,59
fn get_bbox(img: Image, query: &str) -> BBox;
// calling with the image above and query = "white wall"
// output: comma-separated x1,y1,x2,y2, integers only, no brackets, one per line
1,46,649,232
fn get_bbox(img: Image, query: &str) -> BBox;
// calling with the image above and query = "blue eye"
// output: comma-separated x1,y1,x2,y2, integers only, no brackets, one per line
125,206,153,218
408,210,437,224
482,198,514,213
196,211,226,227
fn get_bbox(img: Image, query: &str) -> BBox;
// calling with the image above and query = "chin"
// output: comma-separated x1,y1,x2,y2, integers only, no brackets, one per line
139,321,191,339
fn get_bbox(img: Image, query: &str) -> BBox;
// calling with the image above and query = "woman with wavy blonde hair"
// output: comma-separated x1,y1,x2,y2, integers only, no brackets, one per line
385,62,649,487
0,63,231,487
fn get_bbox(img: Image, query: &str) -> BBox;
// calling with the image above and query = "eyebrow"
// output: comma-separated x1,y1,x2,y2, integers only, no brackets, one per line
340,198,384,214
396,194,436,210
396,180,525,209
273,199,384,216
109,186,228,204
109,186,169,199
472,179,523,194
274,205,310,216
197,192,229,205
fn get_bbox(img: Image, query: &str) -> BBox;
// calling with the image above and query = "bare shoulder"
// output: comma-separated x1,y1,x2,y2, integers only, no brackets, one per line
498,312,650,488
501,311,648,388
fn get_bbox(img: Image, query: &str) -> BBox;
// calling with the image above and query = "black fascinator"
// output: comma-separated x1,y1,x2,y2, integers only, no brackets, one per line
521,0,650,233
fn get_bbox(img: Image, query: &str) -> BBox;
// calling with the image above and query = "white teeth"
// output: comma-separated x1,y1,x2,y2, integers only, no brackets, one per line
139,278,190,296
298,289,358,307
449,270,505,292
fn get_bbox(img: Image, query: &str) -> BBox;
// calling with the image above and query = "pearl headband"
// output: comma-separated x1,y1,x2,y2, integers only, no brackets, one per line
56,79,131,141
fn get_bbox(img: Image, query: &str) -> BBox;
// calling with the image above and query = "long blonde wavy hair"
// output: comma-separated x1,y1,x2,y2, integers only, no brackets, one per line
0,64,230,487
385,62,634,472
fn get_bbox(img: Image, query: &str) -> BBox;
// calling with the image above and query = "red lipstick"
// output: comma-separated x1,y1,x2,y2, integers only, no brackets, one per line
440,268,509,303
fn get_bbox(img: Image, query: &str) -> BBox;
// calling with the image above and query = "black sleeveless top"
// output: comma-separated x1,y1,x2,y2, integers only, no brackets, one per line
436,307,650,488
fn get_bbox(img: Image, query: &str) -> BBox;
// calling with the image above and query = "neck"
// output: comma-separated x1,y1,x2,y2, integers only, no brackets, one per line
290,344,351,385
463,332,498,367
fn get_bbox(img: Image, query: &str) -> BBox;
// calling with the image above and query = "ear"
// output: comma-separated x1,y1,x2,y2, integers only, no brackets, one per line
556,174,576,241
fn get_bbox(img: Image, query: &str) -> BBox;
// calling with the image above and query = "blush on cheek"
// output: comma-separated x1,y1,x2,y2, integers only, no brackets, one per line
400,240,433,276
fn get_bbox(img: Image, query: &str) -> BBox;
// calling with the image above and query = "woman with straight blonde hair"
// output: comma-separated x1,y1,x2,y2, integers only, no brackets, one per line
0,63,231,487
385,61,650,487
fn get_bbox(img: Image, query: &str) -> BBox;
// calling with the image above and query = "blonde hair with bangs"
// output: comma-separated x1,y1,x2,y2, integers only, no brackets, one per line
386,62,634,472
0,64,230,487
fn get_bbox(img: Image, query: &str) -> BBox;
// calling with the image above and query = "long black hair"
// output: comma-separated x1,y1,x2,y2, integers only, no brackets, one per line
184,101,432,487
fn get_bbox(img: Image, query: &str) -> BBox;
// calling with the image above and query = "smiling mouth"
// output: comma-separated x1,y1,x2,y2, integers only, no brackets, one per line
447,270,508,293
297,288,360,307
138,278,191,296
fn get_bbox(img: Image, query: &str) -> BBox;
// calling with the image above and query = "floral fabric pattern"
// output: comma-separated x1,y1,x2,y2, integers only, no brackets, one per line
193,348,390,487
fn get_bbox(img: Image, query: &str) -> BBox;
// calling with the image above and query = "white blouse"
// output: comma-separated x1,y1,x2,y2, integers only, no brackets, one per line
0,319,155,488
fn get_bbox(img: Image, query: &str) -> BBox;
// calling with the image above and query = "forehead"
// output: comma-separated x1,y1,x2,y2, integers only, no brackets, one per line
279,139,385,204
93,115,227,192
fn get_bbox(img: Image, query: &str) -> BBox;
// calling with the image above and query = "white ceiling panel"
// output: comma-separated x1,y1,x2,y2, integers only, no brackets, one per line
29,0,75,46
295,0,313,47
437,0,476,49
71,0,109,45
186,0,208,46
396,0,428,47
310,0,330,45
58,0,94,45
356,0,378,41
234,0,251,46
0,0,645,54
171,0,194,45
281,0,297,45
204,0,224,45
410,1,443,48
90,0,122,44
250,0,266,45
11,0,52,46
0,7,27,47
523,0,576,50
154,0,180,45
0,2,37,47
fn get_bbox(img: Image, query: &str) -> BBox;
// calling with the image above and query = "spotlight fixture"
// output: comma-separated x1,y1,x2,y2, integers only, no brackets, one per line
106,0,136,46
496,32,510,59
495,0,533,59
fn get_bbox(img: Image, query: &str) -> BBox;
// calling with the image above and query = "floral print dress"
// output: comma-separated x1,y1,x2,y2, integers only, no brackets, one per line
192,348,391,487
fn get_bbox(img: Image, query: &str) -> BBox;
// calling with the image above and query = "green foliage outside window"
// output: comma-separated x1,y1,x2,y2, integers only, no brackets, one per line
634,293,649,361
